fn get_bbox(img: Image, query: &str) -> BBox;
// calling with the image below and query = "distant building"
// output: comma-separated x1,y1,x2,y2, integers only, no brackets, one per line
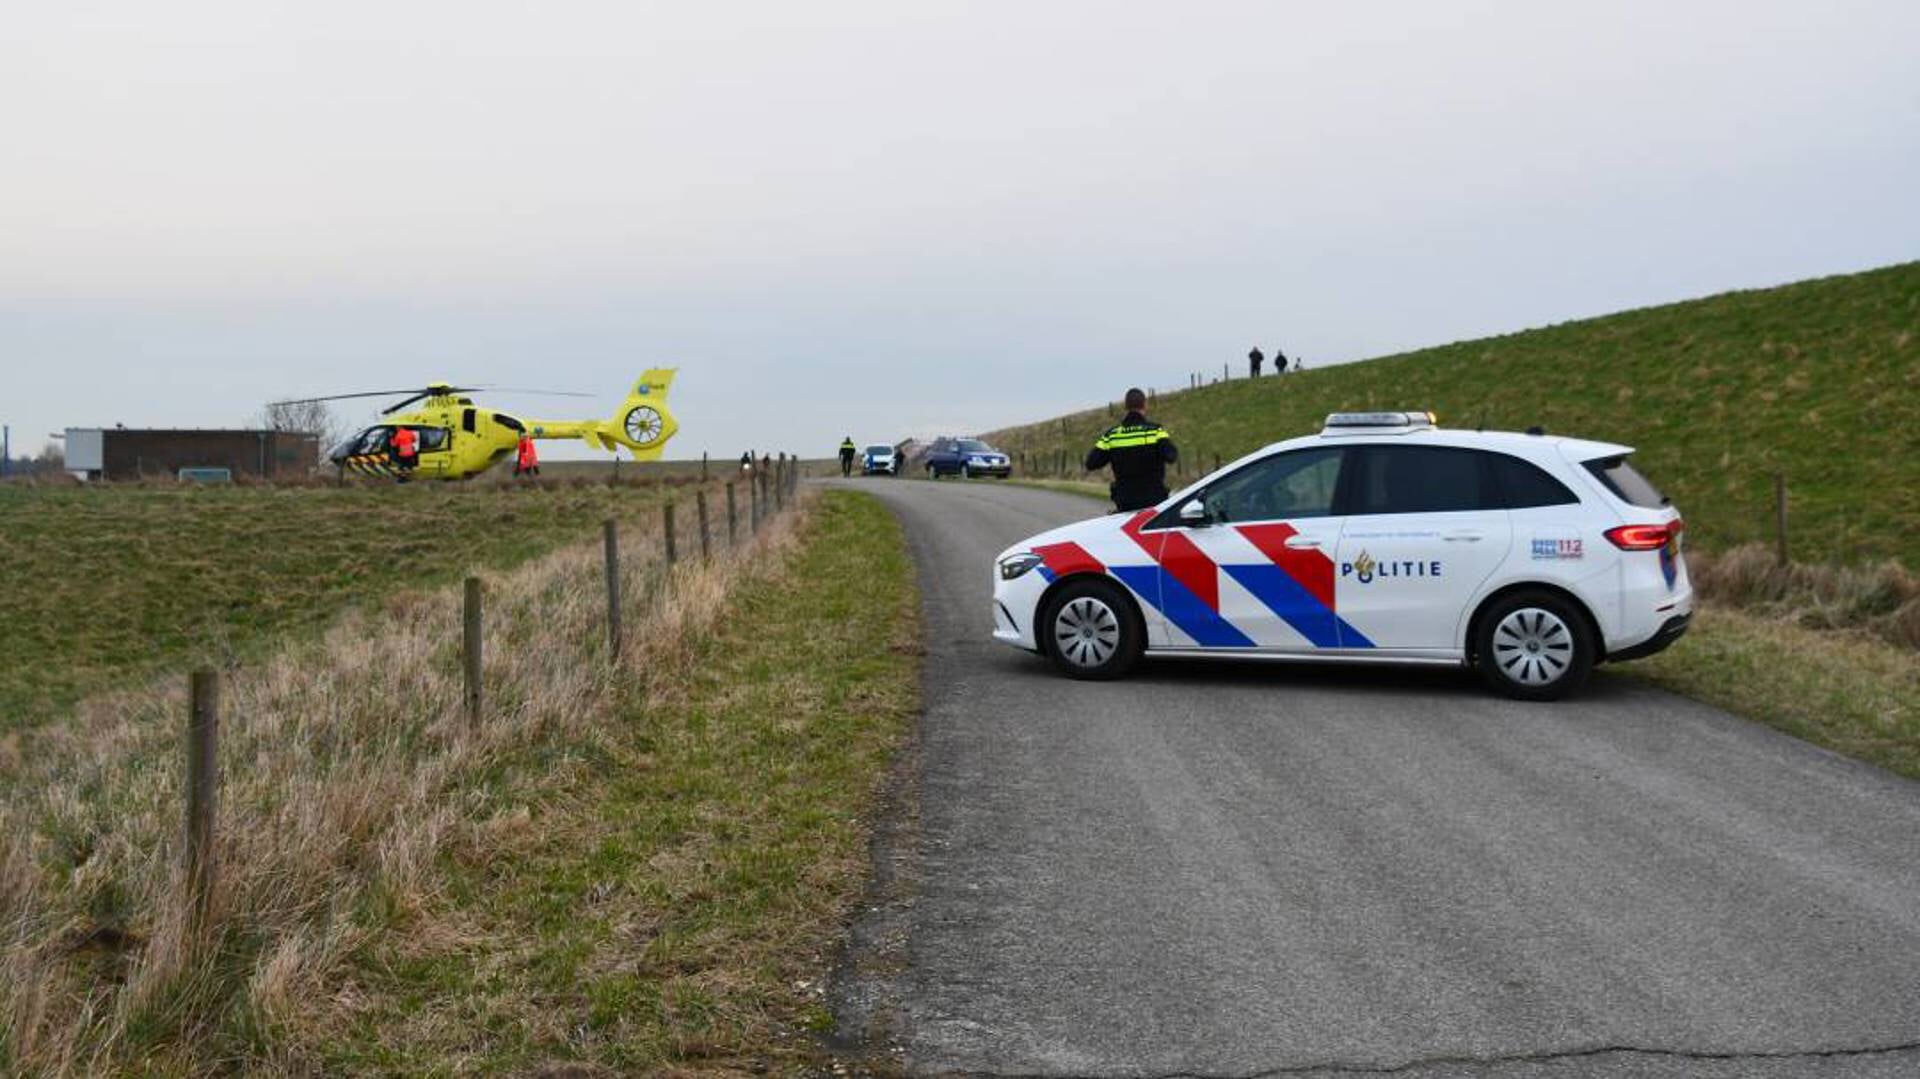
63,428,319,482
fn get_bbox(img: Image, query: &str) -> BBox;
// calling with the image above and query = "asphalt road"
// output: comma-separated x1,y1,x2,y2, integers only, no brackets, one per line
826,478,1920,1078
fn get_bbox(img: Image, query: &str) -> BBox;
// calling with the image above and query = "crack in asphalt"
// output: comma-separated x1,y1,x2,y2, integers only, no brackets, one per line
949,1037,1920,1079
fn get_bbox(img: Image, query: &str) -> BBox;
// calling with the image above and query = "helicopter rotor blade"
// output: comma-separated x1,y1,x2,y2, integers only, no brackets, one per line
471,386,596,397
269,389,432,406
278,384,587,415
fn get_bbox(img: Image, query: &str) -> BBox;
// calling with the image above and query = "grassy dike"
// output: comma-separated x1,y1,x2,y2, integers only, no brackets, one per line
319,490,918,1073
988,260,1920,569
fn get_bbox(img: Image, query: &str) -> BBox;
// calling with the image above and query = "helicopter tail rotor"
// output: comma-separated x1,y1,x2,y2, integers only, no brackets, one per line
590,369,679,459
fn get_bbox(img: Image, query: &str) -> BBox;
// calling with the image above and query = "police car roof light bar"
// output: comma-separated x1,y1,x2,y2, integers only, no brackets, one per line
1322,410,1437,431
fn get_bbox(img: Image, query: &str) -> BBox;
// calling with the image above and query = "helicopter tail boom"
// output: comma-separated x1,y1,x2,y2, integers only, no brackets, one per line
525,369,680,460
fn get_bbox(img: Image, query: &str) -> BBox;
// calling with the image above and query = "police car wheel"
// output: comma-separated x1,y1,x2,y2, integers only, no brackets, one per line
961,464,972,479
1042,579,1143,680
1474,590,1594,701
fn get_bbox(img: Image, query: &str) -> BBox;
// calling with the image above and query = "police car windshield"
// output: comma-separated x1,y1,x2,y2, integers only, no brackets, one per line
865,445,892,455
956,440,991,452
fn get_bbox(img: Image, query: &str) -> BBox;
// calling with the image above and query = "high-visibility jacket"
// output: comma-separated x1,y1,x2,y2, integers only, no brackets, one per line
391,427,418,457
517,436,537,467
839,439,857,456
1085,411,1178,511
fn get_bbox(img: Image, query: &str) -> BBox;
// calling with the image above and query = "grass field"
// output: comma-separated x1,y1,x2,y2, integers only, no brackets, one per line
988,260,1920,569
0,480,897,1073
0,479,713,730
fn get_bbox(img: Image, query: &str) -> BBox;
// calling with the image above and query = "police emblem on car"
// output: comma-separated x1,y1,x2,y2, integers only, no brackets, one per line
990,411,1692,700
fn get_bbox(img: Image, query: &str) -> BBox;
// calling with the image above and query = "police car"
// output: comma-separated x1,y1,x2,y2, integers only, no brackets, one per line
991,412,1690,700
862,444,900,475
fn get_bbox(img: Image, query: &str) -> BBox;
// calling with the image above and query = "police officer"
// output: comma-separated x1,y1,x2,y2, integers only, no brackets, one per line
1248,346,1264,377
838,435,857,477
1085,388,1178,511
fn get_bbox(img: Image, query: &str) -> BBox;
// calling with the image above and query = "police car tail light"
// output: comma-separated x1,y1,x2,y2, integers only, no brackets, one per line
1604,523,1671,551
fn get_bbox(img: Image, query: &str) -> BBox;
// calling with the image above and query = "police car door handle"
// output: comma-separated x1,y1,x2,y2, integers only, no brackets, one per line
1283,536,1321,549
1443,530,1485,542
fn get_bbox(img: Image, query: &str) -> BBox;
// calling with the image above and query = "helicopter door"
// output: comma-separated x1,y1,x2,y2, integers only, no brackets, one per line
401,426,453,476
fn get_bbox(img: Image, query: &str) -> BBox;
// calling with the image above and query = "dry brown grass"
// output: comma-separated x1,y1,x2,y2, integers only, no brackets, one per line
0,485,816,1075
1687,542,1920,650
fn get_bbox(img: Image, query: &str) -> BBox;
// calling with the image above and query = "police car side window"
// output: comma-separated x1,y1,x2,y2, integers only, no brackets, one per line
1345,446,1495,515
1202,448,1344,523
1489,453,1579,508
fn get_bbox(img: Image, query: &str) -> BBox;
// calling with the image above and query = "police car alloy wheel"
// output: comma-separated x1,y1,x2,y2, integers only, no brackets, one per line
1474,590,1595,701
1043,579,1144,680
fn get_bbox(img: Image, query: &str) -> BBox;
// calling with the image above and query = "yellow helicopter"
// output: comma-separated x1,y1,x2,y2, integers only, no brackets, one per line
280,370,680,480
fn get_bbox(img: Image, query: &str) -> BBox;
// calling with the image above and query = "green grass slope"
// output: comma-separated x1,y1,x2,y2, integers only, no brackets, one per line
0,479,699,730
988,261,1919,568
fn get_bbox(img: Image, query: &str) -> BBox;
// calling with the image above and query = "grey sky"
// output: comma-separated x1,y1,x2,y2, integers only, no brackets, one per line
4,0,1916,460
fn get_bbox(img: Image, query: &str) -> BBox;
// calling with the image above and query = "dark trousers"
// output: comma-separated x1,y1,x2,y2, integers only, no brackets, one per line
1111,483,1168,513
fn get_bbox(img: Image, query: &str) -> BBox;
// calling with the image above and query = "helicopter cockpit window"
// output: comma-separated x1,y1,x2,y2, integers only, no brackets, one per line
350,427,391,455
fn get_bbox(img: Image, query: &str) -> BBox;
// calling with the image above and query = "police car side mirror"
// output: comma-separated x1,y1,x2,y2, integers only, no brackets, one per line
1178,499,1210,526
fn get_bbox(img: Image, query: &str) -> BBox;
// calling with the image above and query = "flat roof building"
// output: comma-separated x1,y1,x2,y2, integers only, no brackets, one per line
63,428,319,482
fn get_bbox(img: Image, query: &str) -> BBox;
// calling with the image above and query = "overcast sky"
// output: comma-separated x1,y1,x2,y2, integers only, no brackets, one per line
4,0,1916,461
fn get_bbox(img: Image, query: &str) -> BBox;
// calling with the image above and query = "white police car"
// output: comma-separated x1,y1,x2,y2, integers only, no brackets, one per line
862,444,900,475
991,412,1690,699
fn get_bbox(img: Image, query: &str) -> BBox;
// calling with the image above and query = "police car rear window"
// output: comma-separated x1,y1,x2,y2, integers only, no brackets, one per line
1583,456,1669,508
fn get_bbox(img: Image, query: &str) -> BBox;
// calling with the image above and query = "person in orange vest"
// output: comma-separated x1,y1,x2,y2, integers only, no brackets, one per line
514,432,540,478
389,425,419,478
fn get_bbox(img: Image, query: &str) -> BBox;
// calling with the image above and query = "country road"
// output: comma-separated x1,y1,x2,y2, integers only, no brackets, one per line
824,478,1920,1078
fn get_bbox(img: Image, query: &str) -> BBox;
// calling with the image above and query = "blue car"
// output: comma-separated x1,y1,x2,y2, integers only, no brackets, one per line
924,437,1011,479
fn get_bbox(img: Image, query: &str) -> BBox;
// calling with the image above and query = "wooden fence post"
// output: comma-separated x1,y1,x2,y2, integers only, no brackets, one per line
726,481,738,546
664,502,678,565
1774,472,1789,565
775,454,786,510
463,577,483,726
184,669,219,928
697,489,711,561
1214,452,1222,473
701,451,709,482
603,520,622,660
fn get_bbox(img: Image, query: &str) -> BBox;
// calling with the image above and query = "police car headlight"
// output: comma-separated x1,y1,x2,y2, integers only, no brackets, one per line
998,552,1044,581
